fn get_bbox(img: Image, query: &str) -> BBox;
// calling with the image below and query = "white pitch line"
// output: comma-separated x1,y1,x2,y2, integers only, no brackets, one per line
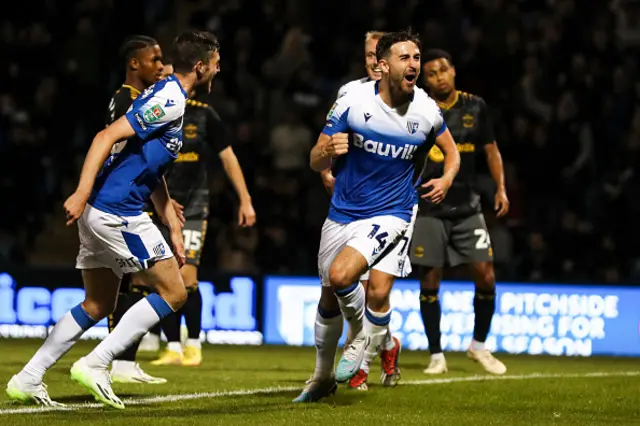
1,371,638,415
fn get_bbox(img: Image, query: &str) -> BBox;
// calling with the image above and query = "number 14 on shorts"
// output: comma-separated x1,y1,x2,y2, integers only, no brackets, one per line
368,224,389,255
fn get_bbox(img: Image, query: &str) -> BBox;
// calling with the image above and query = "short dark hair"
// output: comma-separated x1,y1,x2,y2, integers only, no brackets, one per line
171,30,220,73
376,29,421,61
423,49,453,65
119,35,158,63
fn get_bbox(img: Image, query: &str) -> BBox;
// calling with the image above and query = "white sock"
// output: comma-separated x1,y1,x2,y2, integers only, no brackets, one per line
168,341,183,353
85,294,174,369
361,307,392,374
431,352,446,362
111,360,135,373
186,338,201,349
20,305,97,384
334,282,365,337
313,307,344,380
471,339,485,351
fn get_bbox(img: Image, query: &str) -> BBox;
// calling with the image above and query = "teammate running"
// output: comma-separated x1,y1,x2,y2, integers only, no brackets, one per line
101,35,169,385
412,49,509,375
6,31,221,409
295,30,460,403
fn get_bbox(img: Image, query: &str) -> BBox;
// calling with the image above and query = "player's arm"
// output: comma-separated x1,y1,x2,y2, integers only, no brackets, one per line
421,115,461,204
150,177,186,266
64,116,136,225
219,147,256,227
207,107,256,227
316,84,350,193
310,100,350,172
479,98,509,217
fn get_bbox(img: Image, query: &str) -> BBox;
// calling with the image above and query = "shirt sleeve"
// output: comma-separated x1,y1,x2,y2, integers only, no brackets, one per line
435,107,447,137
322,98,351,136
477,98,496,145
125,86,184,140
206,107,232,154
336,83,349,99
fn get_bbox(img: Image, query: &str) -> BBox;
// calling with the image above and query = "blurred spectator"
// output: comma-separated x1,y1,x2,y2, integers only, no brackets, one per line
2,0,639,283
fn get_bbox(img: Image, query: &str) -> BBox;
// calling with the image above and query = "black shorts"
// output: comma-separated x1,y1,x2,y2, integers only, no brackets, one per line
410,213,493,268
157,218,208,266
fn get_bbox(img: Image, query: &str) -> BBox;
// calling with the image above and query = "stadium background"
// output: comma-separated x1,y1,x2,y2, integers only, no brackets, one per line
1,0,640,353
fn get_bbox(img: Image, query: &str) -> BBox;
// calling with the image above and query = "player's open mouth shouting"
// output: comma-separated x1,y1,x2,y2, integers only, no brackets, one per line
404,70,417,87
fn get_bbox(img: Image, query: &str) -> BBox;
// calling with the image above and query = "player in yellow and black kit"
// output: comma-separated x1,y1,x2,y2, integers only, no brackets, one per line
411,50,510,375
104,35,169,384
147,59,256,367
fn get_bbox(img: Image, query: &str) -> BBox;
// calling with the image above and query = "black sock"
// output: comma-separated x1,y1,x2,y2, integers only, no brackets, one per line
150,323,161,336
110,291,145,362
184,287,203,340
161,308,182,344
420,288,442,354
473,289,496,343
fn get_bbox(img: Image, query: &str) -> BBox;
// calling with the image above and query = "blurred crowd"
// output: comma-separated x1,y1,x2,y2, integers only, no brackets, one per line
1,0,639,283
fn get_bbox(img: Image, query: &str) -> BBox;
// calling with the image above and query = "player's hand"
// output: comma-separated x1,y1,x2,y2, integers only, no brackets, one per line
63,191,89,226
420,178,452,204
171,199,186,227
320,169,336,195
238,201,256,227
494,188,510,218
170,229,186,267
322,132,349,158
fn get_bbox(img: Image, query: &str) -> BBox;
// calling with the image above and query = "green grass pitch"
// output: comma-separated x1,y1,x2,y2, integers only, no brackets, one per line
1,339,638,425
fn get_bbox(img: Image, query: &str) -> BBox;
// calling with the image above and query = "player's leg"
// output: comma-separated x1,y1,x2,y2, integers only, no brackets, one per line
328,245,370,383
154,219,206,366
451,214,505,375
138,323,162,352
294,219,347,403
153,302,183,365
110,274,166,384
7,266,120,406
349,206,416,390
344,275,368,347
175,219,206,366
178,266,202,366
70,208,185,409
152,220,183,365
332,215,409,384
410,216,449,374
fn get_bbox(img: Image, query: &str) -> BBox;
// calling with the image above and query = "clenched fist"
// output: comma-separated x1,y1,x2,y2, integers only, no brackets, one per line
322,132,349,158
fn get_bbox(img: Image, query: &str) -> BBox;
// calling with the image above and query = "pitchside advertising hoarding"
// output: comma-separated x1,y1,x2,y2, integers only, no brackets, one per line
0,272,262,345
1,270,640,356
263,276,640,357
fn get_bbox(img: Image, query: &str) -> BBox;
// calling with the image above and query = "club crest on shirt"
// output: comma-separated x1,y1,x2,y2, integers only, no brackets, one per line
407,120,419,134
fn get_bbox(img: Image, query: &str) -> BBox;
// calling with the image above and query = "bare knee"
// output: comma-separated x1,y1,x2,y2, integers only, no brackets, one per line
472,262,495,292
366,271,394,311
420,267,443,291
329,264,356,289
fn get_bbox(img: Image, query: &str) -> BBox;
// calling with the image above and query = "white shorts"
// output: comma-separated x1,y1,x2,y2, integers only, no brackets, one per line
318,210,412,287
75,204,173,278
361,204,417,280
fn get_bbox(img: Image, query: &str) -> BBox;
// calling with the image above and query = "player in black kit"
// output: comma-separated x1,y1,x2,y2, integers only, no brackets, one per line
149,59,256,367
104,35,170,384
411,49,510,375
